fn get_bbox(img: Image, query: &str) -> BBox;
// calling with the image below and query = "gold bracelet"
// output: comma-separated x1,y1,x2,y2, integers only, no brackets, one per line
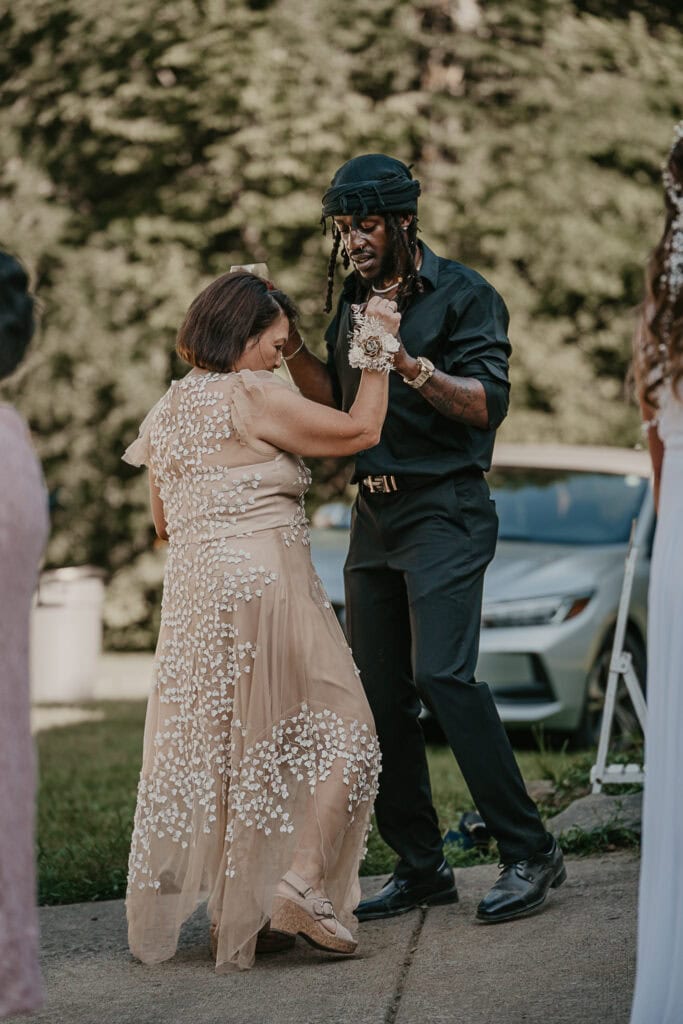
284,337,305,361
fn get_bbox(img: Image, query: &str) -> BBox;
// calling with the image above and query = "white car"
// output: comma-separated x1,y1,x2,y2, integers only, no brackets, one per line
309,444,654,746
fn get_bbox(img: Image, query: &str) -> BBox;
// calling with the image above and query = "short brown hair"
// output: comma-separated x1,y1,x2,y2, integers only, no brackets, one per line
176,271,298,372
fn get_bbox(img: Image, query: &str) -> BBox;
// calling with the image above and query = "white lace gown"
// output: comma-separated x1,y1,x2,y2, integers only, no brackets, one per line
631,384,683,1023
123,368,380,971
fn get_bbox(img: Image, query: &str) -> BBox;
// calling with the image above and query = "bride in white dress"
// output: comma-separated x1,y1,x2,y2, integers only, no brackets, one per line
631,121,683,1024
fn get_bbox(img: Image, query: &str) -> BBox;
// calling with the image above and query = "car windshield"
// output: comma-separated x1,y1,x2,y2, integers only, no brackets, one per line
488,467,648,545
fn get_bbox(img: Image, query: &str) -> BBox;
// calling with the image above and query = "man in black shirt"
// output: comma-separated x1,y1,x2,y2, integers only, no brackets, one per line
283,154,565,924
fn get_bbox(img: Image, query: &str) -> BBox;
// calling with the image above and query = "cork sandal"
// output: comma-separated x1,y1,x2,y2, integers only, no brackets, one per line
270,871,357,955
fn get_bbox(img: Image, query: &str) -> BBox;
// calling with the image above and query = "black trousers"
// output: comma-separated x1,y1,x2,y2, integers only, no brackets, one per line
344,473,548,878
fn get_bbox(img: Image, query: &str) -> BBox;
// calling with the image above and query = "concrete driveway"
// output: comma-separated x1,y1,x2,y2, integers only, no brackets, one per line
13,852,638,1024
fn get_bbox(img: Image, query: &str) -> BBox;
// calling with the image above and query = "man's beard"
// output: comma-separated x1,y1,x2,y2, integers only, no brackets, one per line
358,245,399,287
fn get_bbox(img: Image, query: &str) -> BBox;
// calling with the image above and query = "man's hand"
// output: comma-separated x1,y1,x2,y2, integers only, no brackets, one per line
365,296,401,337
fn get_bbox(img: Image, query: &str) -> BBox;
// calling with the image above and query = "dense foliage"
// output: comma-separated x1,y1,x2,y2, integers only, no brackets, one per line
1,1,681,647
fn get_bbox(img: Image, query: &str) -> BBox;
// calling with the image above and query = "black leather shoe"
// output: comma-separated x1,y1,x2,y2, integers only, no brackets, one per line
476,836,566,924
355,860,458,921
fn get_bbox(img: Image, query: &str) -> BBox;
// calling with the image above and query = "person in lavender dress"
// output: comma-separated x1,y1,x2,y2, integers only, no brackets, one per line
0,252,49,1019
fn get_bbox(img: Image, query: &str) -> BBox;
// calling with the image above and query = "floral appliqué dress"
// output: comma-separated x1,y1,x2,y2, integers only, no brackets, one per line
123,369,380,971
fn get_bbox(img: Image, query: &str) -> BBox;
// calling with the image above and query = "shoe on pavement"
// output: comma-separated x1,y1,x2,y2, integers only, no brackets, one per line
476,836,566,924
270,871,357,954
355,860,459,921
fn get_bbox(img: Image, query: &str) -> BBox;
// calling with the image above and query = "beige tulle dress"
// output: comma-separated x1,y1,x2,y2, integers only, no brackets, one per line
123,368,380,971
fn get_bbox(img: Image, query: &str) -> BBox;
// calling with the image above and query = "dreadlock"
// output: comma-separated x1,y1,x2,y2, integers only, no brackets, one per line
324,228,342,314
385,212,423,311
322,212,422,314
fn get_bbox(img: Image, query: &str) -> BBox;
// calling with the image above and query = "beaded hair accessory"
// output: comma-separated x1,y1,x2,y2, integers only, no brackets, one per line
637,122,683,416
348,305,399,372
662,121,683,315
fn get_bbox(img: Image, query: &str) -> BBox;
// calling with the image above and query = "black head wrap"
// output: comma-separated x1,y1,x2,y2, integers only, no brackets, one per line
321,154,421,220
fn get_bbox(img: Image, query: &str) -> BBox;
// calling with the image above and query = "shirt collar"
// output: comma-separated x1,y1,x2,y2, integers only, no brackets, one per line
417,242,439,290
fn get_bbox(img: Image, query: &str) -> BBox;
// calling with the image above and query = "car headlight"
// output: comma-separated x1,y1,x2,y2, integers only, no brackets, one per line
481,592,594,629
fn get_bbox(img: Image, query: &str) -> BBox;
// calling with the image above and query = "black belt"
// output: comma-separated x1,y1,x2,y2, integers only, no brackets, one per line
358,468,483,495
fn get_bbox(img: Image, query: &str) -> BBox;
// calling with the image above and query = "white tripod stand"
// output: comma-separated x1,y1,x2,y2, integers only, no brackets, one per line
590,523,647,794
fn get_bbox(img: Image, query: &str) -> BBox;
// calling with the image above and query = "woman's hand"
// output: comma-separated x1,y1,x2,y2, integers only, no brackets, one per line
365,296,401,337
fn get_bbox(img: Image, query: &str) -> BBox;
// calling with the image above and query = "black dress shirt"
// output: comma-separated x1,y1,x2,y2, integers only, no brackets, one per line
324,242,511,480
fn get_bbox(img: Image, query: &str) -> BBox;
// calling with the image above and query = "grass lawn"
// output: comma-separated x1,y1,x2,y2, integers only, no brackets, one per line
35,701,640,906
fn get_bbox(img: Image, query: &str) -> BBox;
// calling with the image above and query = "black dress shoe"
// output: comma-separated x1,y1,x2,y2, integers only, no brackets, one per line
355,860,459,921
476,836,566,924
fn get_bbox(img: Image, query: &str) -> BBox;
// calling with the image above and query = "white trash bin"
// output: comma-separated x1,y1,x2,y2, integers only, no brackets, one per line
30,566,106,703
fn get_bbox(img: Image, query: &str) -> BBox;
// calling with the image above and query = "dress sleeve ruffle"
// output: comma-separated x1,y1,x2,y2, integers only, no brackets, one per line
122,396,165,468
230,370,293,451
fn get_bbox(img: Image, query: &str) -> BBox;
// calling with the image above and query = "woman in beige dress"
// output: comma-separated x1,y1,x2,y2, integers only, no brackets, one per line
124,271,397,971
0,252,48,1018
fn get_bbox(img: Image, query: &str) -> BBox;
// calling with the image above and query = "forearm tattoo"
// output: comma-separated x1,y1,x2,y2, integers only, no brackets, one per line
419,371,489,429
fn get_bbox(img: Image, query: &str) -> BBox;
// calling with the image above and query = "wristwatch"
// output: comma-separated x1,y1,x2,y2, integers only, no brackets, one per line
402,356,435,389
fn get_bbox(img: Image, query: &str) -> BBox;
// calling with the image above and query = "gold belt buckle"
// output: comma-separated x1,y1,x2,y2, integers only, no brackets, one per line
365,474,397,493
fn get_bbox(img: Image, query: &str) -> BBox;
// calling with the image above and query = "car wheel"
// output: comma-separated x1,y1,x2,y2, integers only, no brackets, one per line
573,628,647,749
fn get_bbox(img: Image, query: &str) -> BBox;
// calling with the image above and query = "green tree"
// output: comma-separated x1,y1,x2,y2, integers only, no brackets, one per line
1,0,680,646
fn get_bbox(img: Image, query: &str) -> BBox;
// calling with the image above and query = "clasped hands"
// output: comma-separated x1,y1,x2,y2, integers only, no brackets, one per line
363,297,416,379
364,295,401,339
283,294,416,378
